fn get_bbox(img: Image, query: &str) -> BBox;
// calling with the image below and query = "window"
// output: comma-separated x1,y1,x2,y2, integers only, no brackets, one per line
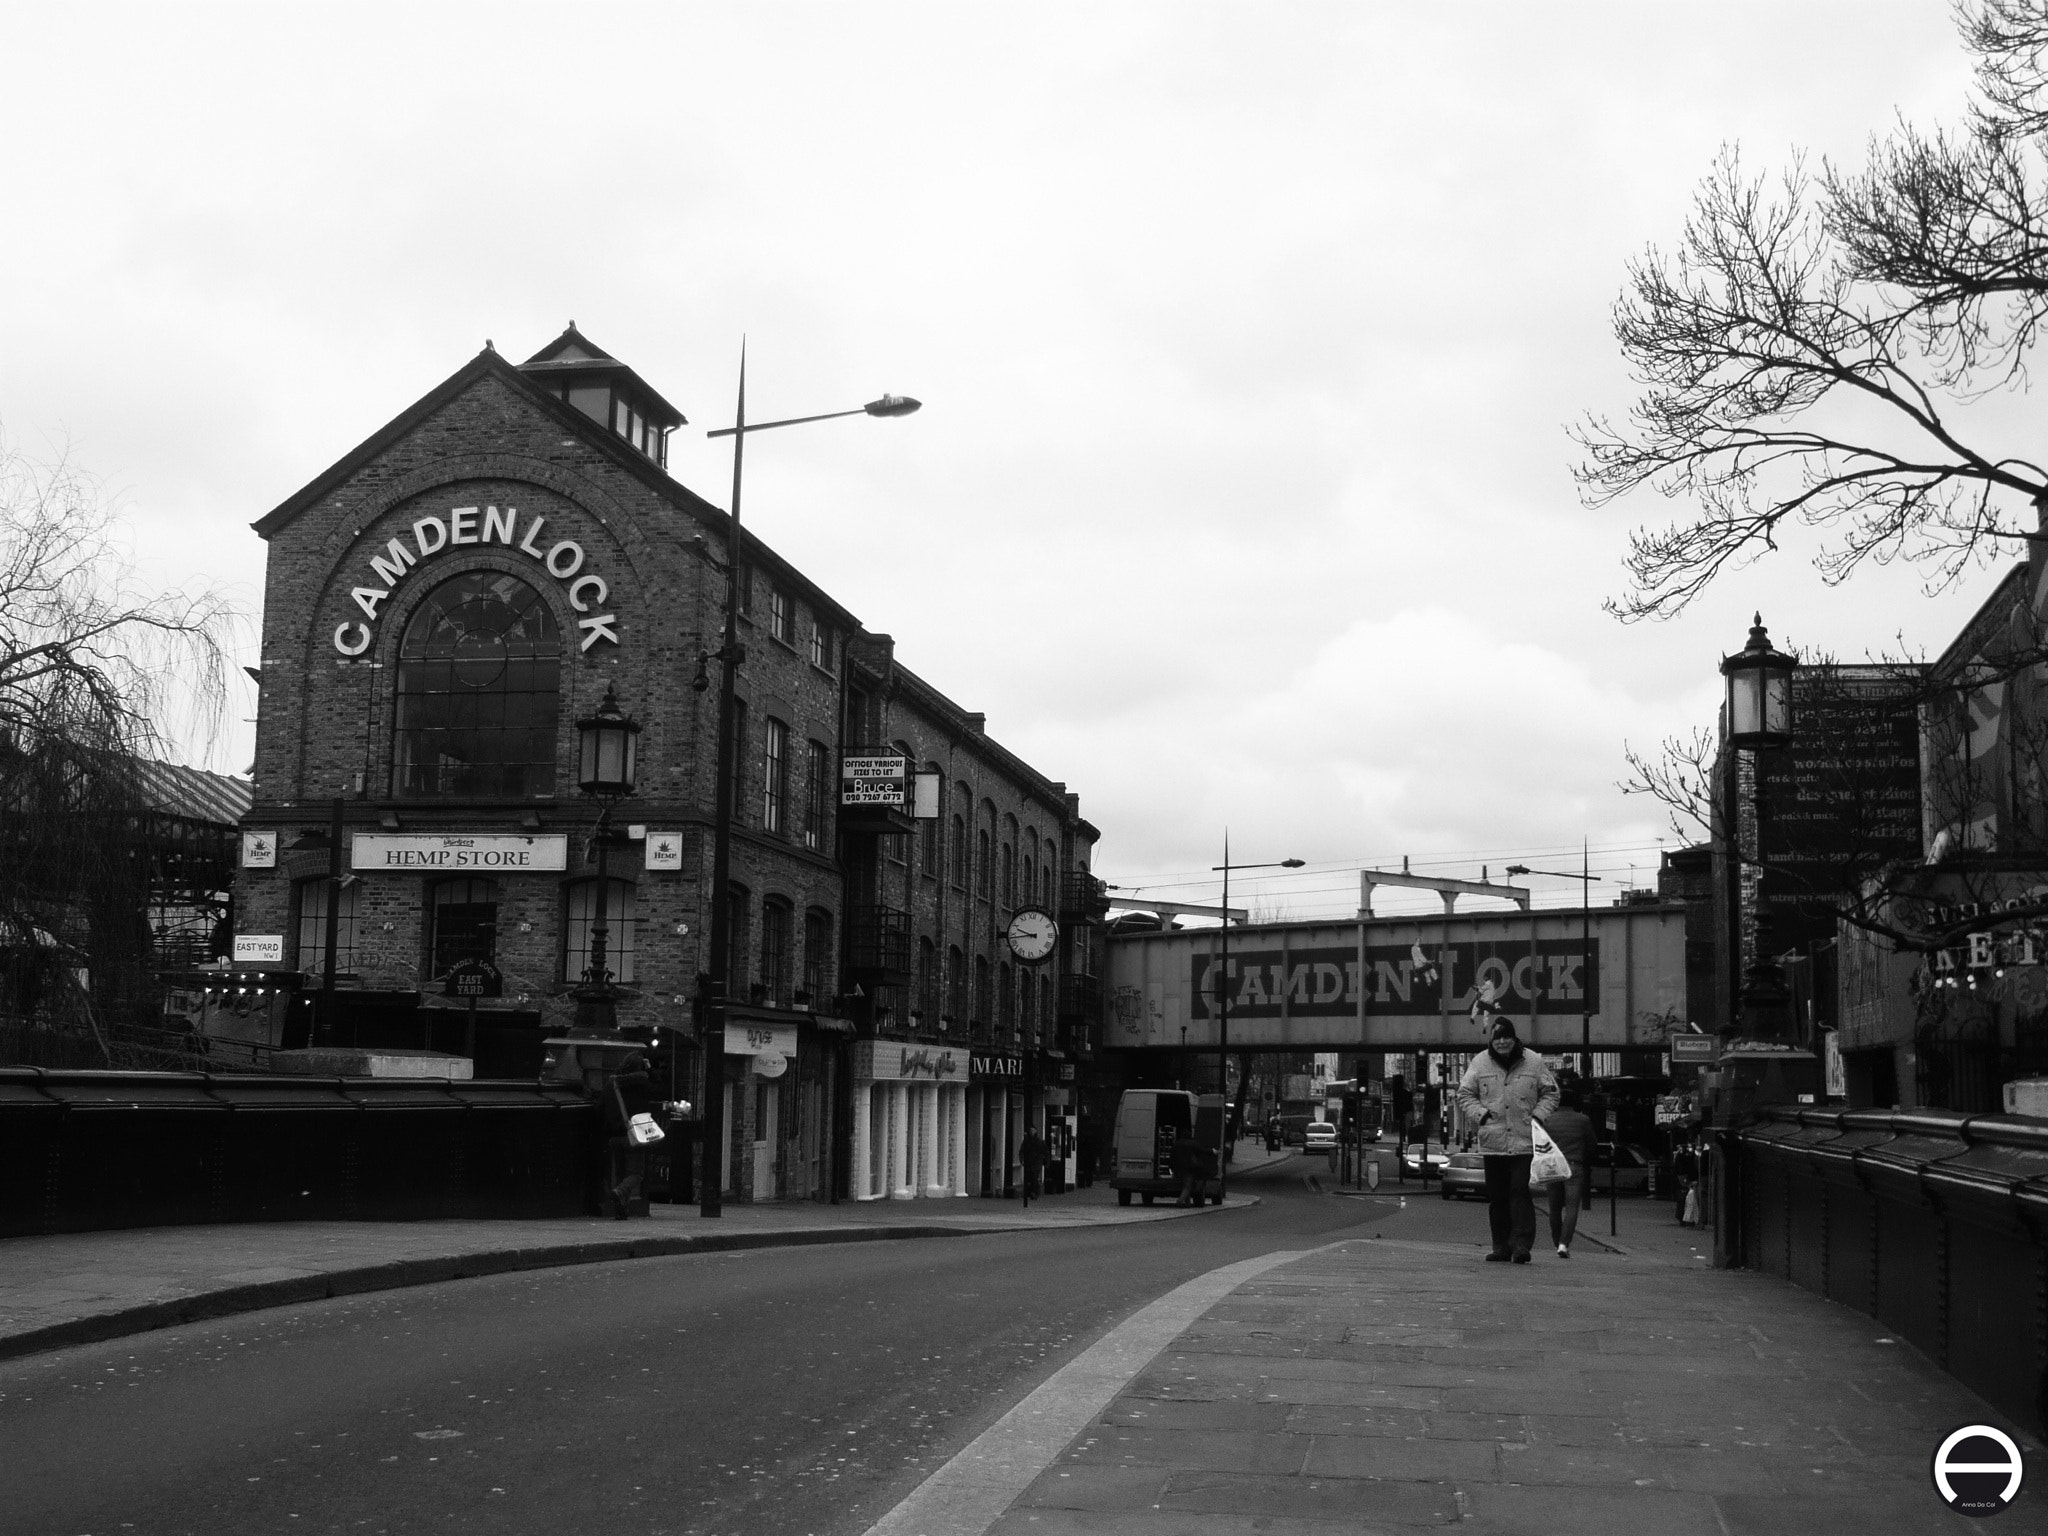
564,878,636,984
998,961,1013,1033
394,572,561,798
763,717,788,834
1022,853,1035,910
804,908,832,1005
727,883,751,990
1018,971,1033,1041
809,621,831,670
1000,842,1014,909
428,878,498,978
973,956,992,1028
804,741,829,851
844,687,870,745
916,937,936,1019
884,832,907,865
922,778,941,874
946,945,966,1022
768,588,790,644
729,700,750,825
760,898,793,1006
737,566,754,617
295,878,358,975
1043,863,1055,911
949,815,966,886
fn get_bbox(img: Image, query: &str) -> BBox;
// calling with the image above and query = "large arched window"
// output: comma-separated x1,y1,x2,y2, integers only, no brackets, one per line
394,571,561,798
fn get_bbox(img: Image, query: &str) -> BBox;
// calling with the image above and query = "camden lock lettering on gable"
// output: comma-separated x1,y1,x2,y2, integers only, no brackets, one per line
1190,941,1601,1020
332,504,620,657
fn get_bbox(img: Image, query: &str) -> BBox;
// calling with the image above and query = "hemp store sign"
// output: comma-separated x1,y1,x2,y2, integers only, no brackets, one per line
332,503,621,657
352,833,569,872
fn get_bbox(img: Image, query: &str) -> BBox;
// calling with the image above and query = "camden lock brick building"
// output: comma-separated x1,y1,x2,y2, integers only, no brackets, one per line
234,326,1101,1202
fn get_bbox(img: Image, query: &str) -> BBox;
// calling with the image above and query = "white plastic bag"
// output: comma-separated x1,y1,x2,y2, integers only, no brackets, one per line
1529,1121,1571,1185
626,1111,666,1146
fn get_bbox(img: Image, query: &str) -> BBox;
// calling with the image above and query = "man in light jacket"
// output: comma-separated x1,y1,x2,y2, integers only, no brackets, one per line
1455,1019,1560,1263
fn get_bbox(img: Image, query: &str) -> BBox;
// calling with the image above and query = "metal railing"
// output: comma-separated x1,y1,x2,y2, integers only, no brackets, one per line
1730,1104,2048,1438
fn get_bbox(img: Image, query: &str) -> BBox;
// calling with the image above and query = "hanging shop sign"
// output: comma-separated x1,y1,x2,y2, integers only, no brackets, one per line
331,502,621,657
726,1021,798,1057
352,833,569,872
841,755,908,807
644,831,685,871
854,1039,967,1083
241,831,278,868
441,959,504,999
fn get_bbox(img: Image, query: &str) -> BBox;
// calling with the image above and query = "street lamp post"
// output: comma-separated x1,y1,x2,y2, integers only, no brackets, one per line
1213,841,1304,1204
1718,614,1798,1033
696,350,918,1218
571,684,641,1036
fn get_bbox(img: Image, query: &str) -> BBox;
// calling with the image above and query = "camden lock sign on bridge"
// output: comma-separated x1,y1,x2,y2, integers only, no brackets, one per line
1105,904,1688,1052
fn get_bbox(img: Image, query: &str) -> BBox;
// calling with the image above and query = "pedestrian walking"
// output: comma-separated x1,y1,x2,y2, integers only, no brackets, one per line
1170,1129,1199,1205
1538,1081,1596,1258
1390,1074,1413,1157
1020,1124,1045,1201
1454,1019,1560,1263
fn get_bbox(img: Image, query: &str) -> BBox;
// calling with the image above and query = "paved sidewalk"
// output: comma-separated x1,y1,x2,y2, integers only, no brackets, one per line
981,1232,2048,1536
0,1150,1295,1363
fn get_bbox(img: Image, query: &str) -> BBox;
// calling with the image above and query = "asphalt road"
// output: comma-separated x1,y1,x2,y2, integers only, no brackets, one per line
0,1150,1495,1536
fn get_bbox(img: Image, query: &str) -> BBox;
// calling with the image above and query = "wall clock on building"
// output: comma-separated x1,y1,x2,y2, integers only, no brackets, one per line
1006,907,1059,963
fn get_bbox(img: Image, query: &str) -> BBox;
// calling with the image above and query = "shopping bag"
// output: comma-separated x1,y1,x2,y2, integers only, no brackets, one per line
626,1111,666,1146
1529,1121,1571,1185
1682,1185,1699,1225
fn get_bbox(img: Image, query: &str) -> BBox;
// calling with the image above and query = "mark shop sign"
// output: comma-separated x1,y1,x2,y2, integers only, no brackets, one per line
332,503,620,657
971,1050,1025,1081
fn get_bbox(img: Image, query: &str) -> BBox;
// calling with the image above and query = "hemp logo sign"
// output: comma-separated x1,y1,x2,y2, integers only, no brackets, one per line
1932,1424,2026,1516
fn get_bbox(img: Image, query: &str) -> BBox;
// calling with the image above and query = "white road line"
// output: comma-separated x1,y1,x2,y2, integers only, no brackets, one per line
857,1247,1316,1536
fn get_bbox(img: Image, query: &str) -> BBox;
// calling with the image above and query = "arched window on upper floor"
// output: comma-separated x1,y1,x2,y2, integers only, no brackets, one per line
394,571,560,798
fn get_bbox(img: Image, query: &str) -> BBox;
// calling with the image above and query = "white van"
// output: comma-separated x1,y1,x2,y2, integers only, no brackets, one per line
1111,1089,1224,1206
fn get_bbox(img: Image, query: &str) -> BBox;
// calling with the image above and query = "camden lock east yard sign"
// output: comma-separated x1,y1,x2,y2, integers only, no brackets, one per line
353,833,569,872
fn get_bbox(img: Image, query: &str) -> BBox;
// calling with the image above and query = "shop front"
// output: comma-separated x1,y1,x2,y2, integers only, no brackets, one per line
849,1039,968,1199
719,1011,843,1203
968,1047,1026,1197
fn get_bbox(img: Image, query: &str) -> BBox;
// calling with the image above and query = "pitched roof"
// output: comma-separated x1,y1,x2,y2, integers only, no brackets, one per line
125,760,253,826
518,323,687,427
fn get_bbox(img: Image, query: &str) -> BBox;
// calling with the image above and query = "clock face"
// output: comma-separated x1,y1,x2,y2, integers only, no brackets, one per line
1006,907,1059,962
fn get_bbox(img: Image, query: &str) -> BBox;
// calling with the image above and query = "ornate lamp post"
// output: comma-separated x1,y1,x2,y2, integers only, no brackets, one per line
572,683,640,1036
1719,614,1799,1038
1213,841,1303,1203
695,350,919,1217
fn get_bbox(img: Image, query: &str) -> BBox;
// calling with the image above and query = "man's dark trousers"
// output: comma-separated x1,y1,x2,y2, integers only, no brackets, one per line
1483,1153,1537,1257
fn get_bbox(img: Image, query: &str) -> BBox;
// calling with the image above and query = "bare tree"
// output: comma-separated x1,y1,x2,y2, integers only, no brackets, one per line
0,440,237,1059
1576,2,2048,620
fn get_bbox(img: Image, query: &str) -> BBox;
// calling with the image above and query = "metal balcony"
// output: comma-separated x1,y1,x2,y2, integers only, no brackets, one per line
1057,871,1110,924
845,903,913,986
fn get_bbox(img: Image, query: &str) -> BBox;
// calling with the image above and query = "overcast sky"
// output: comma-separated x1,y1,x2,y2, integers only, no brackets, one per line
3,3,2008,920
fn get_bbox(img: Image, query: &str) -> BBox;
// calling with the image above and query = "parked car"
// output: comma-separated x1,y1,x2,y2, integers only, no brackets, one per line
1589,1142,1652,1193
1304,1122,1338,1156
1439,1149,1486,1200
1400,1139,1450,1180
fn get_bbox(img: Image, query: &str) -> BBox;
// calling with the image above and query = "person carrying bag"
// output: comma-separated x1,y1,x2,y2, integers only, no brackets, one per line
1454,1019,1559,1264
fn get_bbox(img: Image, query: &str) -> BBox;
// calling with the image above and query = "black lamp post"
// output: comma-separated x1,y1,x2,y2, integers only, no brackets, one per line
572,684,640,1035
696,350,919,1218
1718,614,1798,1033
1213,842,1304,1203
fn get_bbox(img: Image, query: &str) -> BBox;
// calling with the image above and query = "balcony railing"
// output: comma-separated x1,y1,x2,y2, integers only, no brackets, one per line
1058,871,1110,924
845,903,913,982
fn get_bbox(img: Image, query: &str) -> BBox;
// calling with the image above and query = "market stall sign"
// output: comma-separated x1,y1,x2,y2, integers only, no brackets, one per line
1670,1035,1719,1063
352,833,568,872
726,1022,798,1057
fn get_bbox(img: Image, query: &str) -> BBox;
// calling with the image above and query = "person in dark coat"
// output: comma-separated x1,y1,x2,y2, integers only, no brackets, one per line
1538,1081,1597,1258
1170,1130,1198,1205
1454,1019,1560,1263
1020,1125,1045,1199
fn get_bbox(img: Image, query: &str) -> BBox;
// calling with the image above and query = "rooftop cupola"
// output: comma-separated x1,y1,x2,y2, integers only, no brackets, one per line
518,323,687,468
